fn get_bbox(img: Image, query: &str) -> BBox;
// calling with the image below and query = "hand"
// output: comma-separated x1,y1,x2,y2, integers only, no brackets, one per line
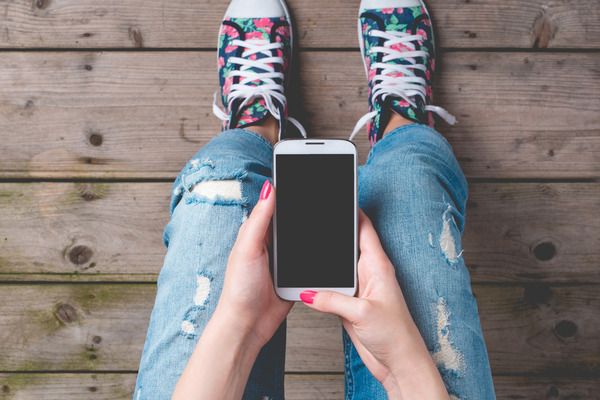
213,179,292,347
173,180,291,400
301,211,448,399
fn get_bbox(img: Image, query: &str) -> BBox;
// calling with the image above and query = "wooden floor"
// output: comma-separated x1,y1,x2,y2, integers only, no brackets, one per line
0,0,599,398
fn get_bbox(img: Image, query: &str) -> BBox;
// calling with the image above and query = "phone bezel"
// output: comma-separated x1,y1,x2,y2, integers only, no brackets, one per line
272,139,358,301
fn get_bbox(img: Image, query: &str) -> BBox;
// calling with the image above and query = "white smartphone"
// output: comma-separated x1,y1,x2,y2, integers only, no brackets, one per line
273,139,358,301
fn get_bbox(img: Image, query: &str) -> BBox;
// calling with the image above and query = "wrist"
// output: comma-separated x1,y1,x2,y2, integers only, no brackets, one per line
208,307,264,355
388,351,448,399
173,311,263,400
383,337,448,399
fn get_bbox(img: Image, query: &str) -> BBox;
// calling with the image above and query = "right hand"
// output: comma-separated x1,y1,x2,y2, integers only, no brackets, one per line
300,211,449,399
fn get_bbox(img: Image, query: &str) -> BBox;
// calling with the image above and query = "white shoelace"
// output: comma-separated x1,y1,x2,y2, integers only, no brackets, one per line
349,30,456,141
213,38,306,139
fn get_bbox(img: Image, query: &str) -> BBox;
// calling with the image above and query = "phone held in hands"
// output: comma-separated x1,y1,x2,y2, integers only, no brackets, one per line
273,139,358,301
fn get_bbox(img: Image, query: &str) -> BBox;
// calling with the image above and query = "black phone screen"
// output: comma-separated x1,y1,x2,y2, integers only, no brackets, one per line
275,154,355,288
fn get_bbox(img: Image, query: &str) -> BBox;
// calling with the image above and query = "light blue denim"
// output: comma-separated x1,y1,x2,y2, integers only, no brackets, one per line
134,125,495,399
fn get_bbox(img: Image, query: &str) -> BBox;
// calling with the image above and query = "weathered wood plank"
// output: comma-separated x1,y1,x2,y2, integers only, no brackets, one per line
0,0,598,49
1,183,597,283
285,375,344,399
0,284,598,374
0,183,169,280
463,183,600,283
0,373,136,400
492,377,600,400
1,374,598,399
0,52,598,179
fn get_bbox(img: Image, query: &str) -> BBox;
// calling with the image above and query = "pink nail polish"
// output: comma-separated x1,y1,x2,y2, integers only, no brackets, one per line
300,290,317,304
260,180,272,200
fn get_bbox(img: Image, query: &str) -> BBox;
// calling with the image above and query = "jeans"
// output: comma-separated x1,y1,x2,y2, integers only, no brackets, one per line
134,125,496,399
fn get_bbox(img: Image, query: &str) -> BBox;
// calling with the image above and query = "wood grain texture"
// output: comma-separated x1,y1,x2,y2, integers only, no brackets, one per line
0,52,598,179
1,183,597,283
0,0,598,49
0,373,136,400
1,374,598,399
0,0,597,396
0,284,598,374
0,183,169,280
463,183,600,283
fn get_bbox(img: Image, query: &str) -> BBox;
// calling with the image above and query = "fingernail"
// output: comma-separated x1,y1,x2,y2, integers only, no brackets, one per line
300,290,317,304
260,180,272,200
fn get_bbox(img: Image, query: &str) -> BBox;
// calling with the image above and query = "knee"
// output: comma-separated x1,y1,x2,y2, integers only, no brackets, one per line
370,125,455,168
364,125,467,194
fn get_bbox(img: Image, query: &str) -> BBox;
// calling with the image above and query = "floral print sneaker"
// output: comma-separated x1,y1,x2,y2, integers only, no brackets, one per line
213,0,306,139
350,0,456,144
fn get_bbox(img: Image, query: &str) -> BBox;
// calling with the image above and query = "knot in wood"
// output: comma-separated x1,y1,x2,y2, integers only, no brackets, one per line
34,0,50,10
54,303,78,324
554,320,578,339
533,241,556,261
88,132,102,146
68,245,93,265
532,10,557,48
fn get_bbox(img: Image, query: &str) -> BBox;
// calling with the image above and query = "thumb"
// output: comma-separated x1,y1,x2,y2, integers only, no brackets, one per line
300,290,364,324
236,179,275,253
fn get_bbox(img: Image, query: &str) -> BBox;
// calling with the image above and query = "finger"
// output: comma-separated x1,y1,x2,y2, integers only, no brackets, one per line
264,222,273,247
358,210,386,255
300,290,365,324
236,180,275,252
357,210,396,279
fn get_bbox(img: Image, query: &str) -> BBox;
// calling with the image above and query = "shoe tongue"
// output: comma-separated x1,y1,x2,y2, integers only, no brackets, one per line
232,17,287,78
235,98,270,128
235,41,278,129
361,9,430,131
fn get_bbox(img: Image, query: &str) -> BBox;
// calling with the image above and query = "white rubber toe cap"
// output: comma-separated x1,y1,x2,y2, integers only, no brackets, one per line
225,0,287,18
360,0,421,12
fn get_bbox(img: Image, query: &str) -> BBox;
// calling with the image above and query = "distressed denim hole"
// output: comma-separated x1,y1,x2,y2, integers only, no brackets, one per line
180,307,205,339
194,275,211,306
190,158,215,169
183,168,248,206
432,298,465,374
192,180,242,201
440,205,463,265
180,274,214,338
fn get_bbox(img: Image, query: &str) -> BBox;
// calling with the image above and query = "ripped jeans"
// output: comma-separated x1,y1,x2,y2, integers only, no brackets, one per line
134,125,496,399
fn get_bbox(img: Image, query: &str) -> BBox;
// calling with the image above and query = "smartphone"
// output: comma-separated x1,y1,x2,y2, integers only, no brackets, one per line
273,139,358,301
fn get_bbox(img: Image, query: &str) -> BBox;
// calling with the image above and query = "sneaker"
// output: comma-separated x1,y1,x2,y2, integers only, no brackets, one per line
350,0,455,144
213,0,306,139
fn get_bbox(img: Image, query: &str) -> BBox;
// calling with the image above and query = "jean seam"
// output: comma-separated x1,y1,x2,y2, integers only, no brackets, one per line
344,332,355,400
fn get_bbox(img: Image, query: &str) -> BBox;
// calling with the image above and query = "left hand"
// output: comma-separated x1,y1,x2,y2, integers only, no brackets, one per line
174,180,290,400
212,179,292,347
